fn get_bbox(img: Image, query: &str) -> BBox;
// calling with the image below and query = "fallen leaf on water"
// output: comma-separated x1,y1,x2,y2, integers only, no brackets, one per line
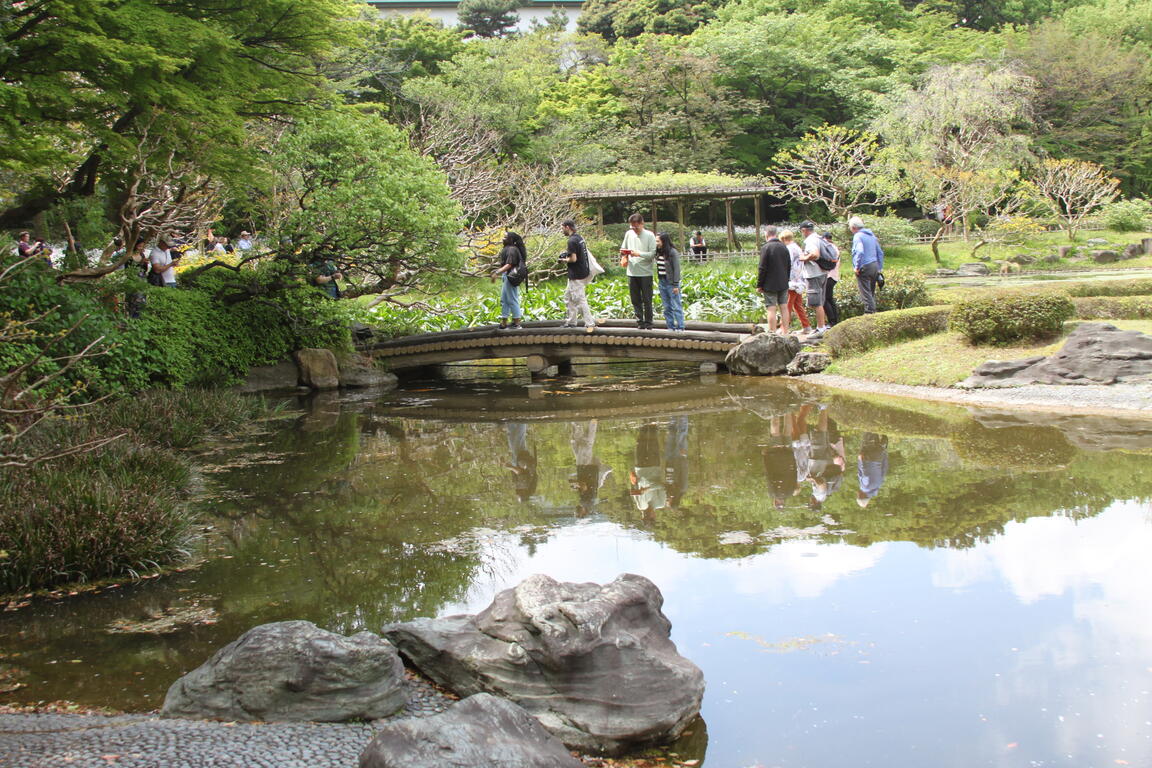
1005,743,1018,750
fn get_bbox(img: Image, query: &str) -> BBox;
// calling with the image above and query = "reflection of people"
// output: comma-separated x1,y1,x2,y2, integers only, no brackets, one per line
664,416,689,508
807,409,845,510
505,422,537,503
763,414,798,508
570,420,611,516
630,424,666,519
857,432,889,507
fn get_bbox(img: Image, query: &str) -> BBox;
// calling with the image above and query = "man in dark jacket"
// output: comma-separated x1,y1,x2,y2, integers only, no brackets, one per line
756,225,792,333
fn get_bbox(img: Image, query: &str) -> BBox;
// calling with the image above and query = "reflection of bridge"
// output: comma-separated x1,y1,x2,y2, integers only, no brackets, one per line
370,320,756,376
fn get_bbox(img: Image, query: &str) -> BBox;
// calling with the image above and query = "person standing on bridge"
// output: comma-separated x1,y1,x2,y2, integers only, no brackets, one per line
492,231,527,329
619,213,657,329
560,220,597,333
655,232,684,331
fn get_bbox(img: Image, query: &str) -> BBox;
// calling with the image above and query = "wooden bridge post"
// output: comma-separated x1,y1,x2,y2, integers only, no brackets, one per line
651,202,658,233
597,203,605,238
677,200,687,253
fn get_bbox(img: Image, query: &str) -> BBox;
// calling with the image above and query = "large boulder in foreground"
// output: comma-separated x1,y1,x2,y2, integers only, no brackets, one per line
162,621,407,722
725,333,800,375
958,322,1152,388
295,348,340,390
359,693,583,768
383,574,704,756
787,350,831,376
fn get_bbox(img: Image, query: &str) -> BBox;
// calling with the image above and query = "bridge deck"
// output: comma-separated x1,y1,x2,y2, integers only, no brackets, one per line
370,320,758,371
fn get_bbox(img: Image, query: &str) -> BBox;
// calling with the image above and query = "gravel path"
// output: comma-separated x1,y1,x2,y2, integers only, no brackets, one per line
0,675,453,768
803,373,1152,417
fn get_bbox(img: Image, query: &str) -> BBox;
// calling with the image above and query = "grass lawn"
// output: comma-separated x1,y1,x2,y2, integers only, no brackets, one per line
824,319,1152,387
883,229,1152,273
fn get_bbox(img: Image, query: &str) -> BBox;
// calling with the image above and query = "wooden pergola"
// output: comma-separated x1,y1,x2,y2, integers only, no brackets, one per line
563,185,772,253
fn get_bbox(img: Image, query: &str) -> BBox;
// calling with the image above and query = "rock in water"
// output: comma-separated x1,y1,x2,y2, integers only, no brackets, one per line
384,574,705,755
359,693,584,768
956,262,990,276
787,351,831,375
294,348,340,390
725,333,801,376
162,621,407,722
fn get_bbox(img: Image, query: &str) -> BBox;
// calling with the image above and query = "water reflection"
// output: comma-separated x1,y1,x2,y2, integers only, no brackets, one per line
2,368,1151,768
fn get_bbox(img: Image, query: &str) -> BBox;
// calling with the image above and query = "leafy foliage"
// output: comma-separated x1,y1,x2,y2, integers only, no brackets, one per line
1098,199,1152,232
824,306,953,358
950,293,1075,344
458,0,520,38
1072,296,1152,320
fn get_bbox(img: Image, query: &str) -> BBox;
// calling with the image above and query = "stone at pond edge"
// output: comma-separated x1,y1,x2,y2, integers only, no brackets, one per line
358,693,584,768
338,353,398,389
787,351,831,376
295,348,340,390
162,620,407,722
957,323,1152,388
238,360,301,393
383,573,705,756
956,262,990,276
725,333,801,376
1091,249,1120,264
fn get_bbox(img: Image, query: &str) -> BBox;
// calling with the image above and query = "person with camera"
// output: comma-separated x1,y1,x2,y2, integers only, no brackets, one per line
559,219,597,333
149,238,181,287
16,231,50,266
619,213,657,329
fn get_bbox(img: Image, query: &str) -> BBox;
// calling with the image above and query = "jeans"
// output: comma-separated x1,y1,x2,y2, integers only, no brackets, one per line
629,275,653,326
856,262,880,314
659,280,684,330
500,275,521,319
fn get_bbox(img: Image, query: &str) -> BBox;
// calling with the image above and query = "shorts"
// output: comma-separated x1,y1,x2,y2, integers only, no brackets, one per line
762,289,788,307
806,275,827,308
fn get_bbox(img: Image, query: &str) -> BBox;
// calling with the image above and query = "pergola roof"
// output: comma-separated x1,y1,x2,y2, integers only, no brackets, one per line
564,185,771,202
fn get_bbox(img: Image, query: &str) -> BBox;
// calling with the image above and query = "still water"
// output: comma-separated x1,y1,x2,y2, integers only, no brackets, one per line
3,363,1152,767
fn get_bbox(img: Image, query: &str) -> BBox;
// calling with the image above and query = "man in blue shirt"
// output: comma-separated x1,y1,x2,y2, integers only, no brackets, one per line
849,216,884,314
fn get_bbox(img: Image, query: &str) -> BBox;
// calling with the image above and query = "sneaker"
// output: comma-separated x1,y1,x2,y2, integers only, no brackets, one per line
561,321,574,328
511,319,523,329
499,318,508,330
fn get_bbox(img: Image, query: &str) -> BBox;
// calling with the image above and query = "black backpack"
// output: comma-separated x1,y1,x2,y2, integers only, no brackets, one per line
815,239,839,271
506,247,528,287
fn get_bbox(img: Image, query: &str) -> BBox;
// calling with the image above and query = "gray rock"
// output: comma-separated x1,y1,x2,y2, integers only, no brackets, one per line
1086,237,1109,245
384,574,704,756
957,323,1152,388
1057,245,1075,260
294,348,340,390
1012,253,1036,264
787,351,832,375
338,354,398,389
162,621,407,722
1091,249,1120,264
358,694,583,768
934,268,958,277
956,262,990,276
1123,242,1144,260
239,360,301,393
724,333,801,376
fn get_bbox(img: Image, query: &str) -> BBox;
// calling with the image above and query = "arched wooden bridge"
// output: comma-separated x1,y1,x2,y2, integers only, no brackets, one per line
369,320,758,375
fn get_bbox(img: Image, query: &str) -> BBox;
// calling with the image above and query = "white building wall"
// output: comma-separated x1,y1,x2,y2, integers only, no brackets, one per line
377,5,581,33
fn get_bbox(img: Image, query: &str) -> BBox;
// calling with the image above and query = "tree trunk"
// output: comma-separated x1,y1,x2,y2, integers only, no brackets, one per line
930,226,944,264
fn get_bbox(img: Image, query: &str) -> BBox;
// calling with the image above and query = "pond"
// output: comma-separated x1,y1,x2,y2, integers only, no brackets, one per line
3,363,1152,768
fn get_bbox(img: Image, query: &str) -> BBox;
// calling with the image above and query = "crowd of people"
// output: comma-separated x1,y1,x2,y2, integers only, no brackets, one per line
503,410,890,516
492,213,885,335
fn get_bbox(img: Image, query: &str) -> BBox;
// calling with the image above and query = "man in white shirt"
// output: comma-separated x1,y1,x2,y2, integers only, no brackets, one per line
798,221,829,336
149,238,179,286
236,231,254,251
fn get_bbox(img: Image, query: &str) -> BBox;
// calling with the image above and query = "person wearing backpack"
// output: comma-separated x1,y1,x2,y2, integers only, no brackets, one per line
492,231,527,329
798,221,830,337
820,232,841,326
655,232,684,331
559,220,598,333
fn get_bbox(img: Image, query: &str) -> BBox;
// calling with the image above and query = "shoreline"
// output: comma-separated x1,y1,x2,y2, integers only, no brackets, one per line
800,372,1152,417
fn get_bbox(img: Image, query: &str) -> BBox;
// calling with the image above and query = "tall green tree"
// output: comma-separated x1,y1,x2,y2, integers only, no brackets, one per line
457,0,521,38
577,0,723,41
0,0,360,231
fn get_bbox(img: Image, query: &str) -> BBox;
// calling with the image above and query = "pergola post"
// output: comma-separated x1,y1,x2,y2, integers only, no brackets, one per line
753,195,762,247
651,202,658,233
725,199,735,251
677,200,687,253
596,203,605,238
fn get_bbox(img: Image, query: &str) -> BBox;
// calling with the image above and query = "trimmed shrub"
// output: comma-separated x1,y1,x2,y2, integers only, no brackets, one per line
950,294,1075,345
837,269,931,320
1064,279,1152,298
1099,199,1152,232
1072,295,1152,320
910,219,942,238
827,215,920,246
824,306,952,357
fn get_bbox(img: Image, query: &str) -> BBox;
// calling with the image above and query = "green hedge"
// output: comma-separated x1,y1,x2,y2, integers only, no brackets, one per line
950,294,1075,345
825,306,953,357
1063,278,1152,298
1073,295,1152,320
837,269,931,320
